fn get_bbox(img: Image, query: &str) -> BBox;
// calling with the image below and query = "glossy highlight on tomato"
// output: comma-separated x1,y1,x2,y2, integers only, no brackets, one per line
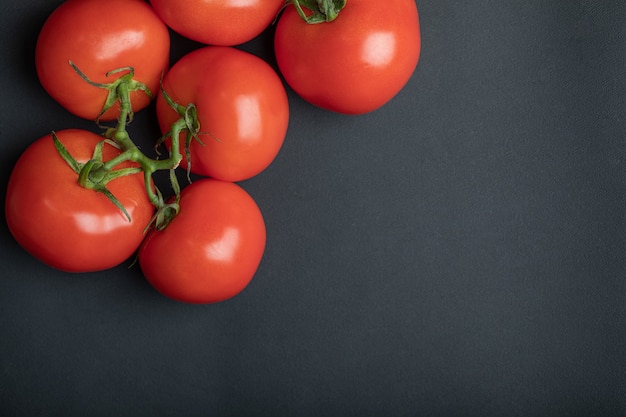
35,0,170,121
157,46,289,182
138,179,266,304
149,0,284,46
274,0,421,114
5,129,154,273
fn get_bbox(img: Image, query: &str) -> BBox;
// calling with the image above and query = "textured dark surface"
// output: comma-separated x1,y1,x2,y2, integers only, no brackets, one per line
1,1,625,416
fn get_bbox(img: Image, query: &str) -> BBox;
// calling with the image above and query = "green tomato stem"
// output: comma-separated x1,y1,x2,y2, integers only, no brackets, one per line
64,63,194,229
105,81,184,212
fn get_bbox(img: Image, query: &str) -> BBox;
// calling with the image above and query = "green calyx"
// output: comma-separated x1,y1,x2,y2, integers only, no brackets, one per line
69,61,151,126
52,132,141,222
146,168,181,232
156,83,207,182
287,0,347,23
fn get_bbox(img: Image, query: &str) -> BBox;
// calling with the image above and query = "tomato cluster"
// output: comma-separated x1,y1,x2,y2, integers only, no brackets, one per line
5,0,421,304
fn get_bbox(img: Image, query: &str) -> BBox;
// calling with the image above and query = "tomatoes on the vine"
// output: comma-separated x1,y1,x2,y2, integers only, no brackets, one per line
35,0,170,121
11,0,422,301
274,0,421,114
5,129,154,273
138,179,266,304
149,0,284,46
157,46,289,182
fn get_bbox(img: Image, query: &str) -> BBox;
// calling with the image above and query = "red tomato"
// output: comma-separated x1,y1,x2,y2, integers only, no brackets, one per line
149,0,284,46
35,0,170,121
138,179,266,304
5,129,154,272
274,0,421,114
157,46,289,182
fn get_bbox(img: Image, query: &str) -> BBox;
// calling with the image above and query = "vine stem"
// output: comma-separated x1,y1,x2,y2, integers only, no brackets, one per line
63,63,196,230
100,81,183,209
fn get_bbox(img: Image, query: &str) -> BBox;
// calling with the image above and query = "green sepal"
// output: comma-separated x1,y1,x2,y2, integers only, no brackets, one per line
288,0,347,23
169,168,181,198
69,61,152,126
52,131,81,173
99,186,132,223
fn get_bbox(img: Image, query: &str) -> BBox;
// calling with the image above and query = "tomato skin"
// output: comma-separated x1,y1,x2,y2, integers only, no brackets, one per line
35,0,170,121
274,0,421,114
5,129,154,273
138,179,266,304
157,46,289,182
149,0,284,46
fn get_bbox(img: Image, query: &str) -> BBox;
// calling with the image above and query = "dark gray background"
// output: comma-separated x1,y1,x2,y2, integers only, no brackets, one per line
1,1,625,416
